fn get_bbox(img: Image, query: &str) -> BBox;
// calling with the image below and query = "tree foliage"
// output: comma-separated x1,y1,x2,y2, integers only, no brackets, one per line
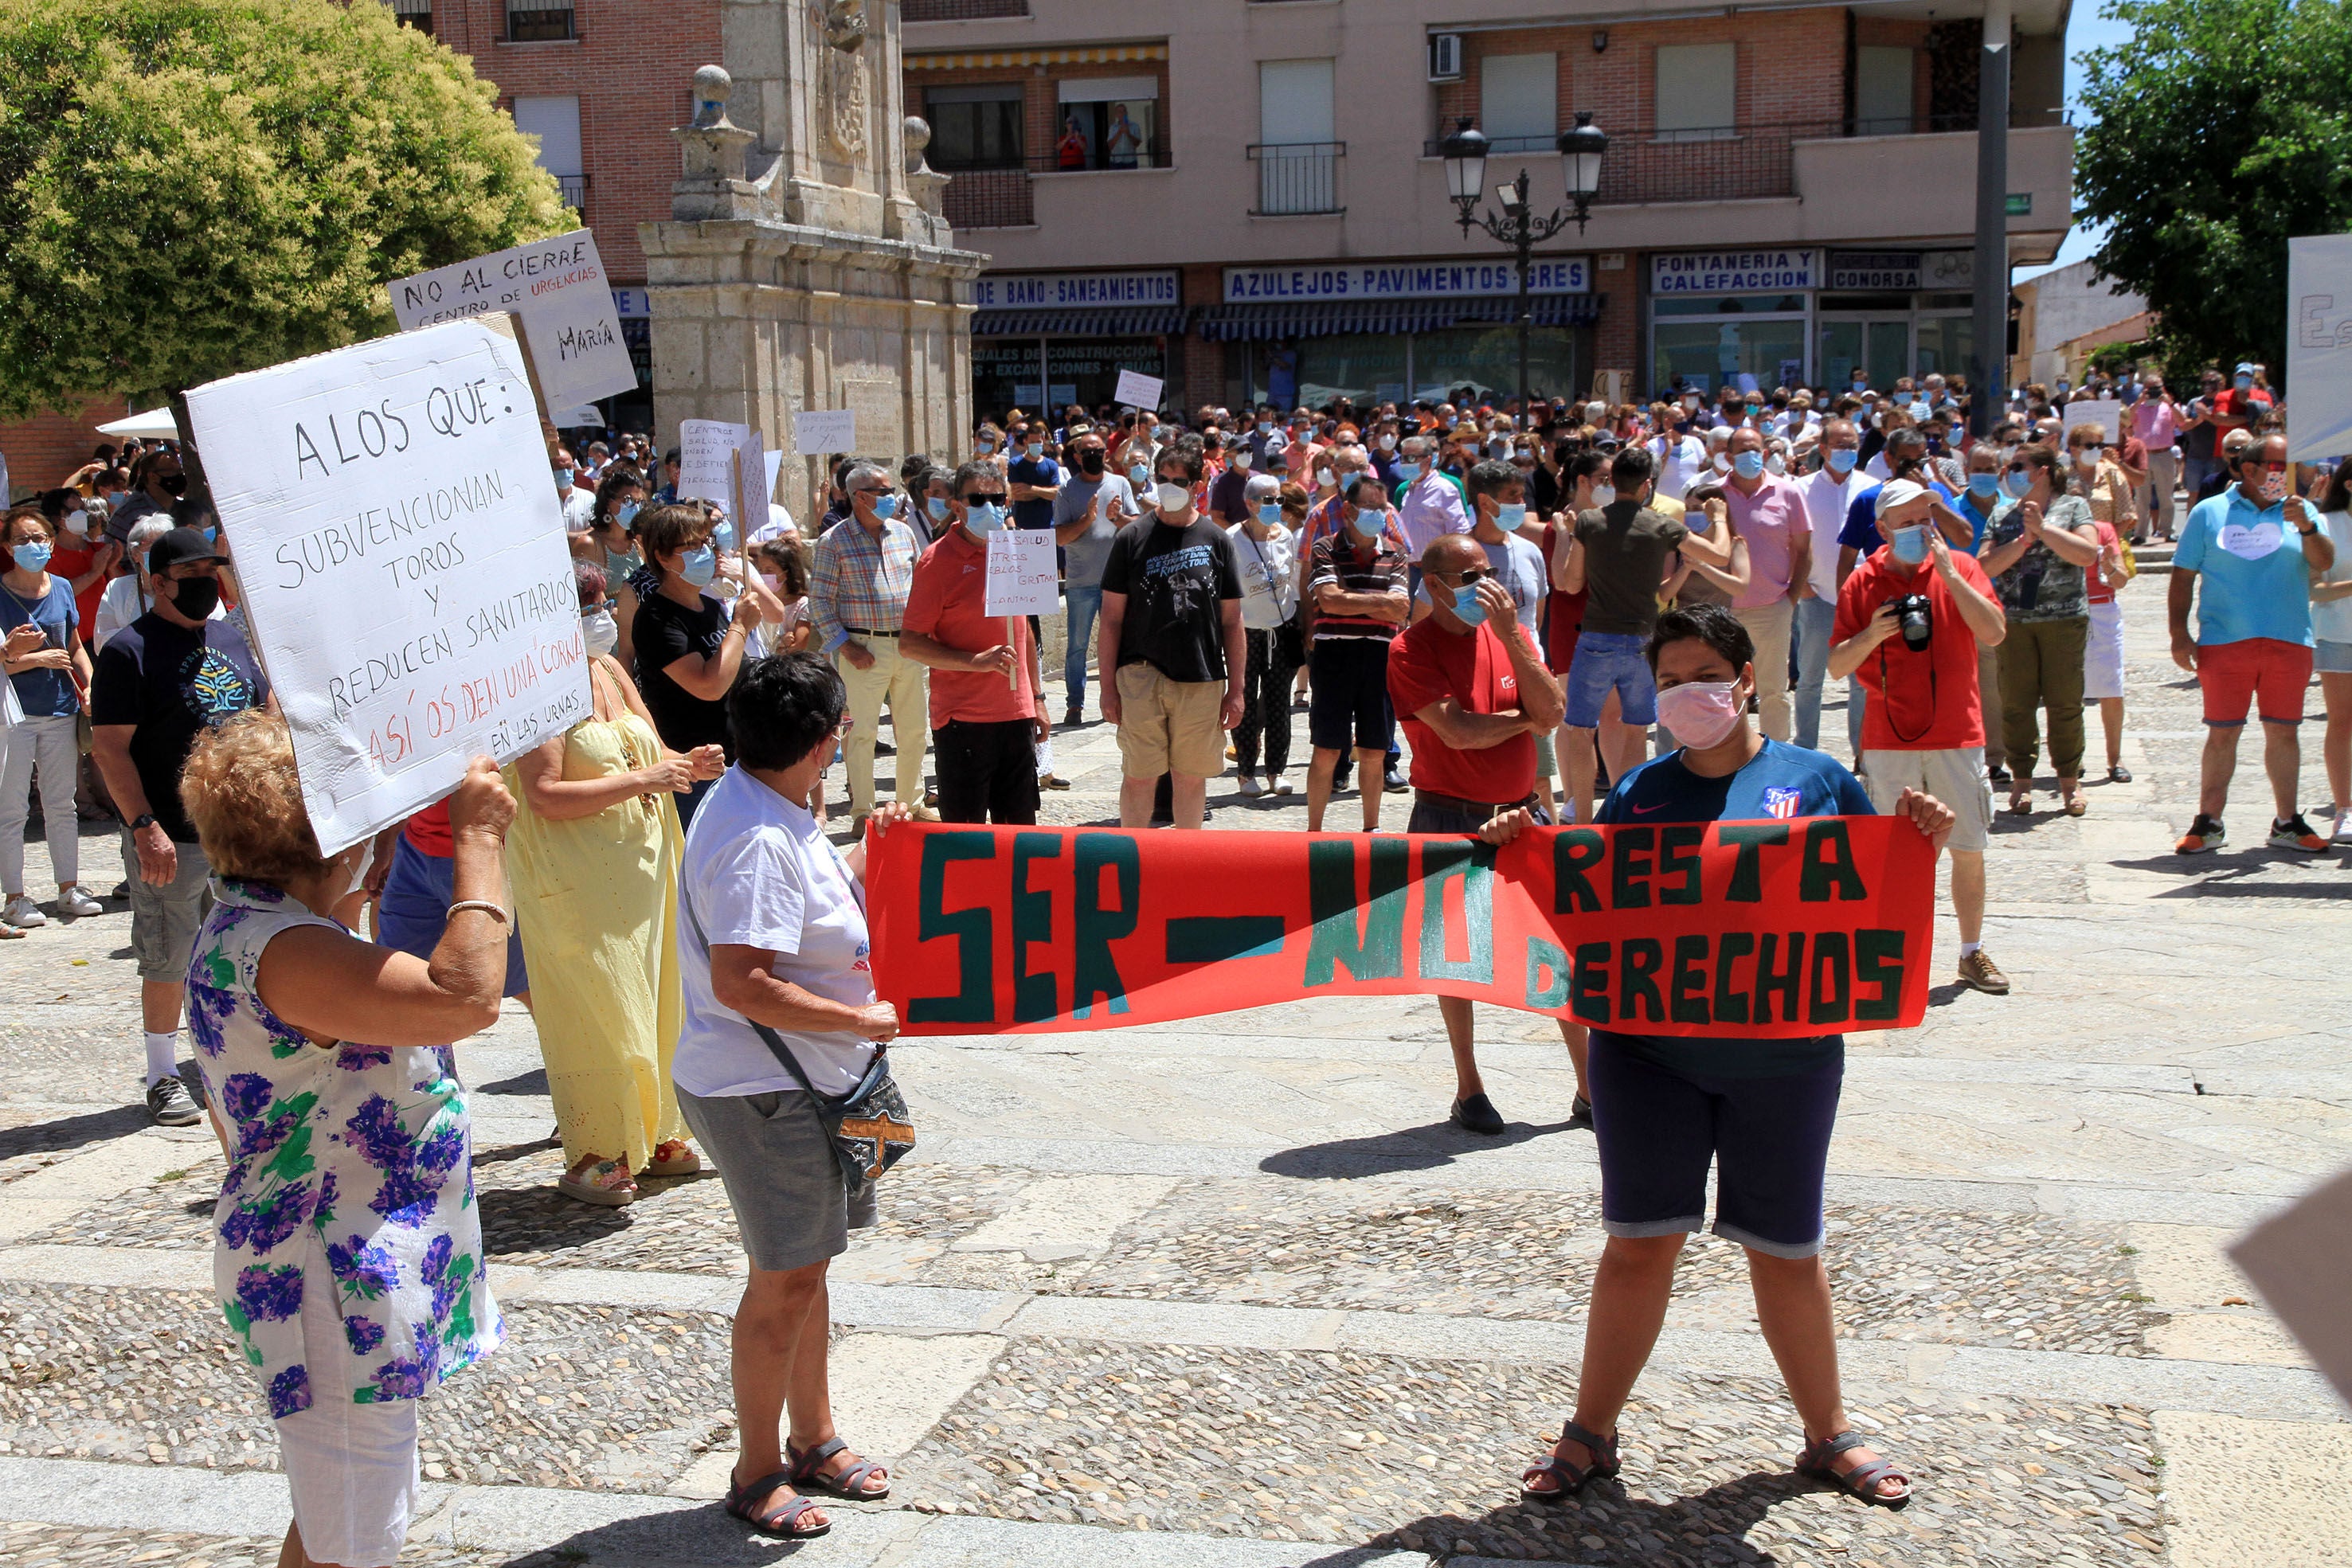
0,0,570,420
2075,0,2352,389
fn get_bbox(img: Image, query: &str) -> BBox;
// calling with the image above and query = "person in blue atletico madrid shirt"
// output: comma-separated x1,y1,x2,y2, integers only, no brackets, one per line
1481,602,1952,1515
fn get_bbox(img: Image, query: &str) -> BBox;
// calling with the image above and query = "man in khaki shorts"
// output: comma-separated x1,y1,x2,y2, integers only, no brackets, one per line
1096,440,1246,828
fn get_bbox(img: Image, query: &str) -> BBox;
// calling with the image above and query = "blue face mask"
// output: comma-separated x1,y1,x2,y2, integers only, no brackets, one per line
616,501,640,528
1348,506,1384,539
1495,502,1528,530
1889,525,1931,566
1732,451,1766,480
1256,502,1282,526
1826,448,1858,475
1395,462,1422,483
11,542,53,573
926,495,952,522
713,521,738,553
679,545,718,587
1128,463,1150,487
201,526,217,545
556,468,575,491
2236,375,2254,391
1446,579,1489,629
2001,468,2032,499
1967,471,2001,499
964,502,1006,535
871,494,898,522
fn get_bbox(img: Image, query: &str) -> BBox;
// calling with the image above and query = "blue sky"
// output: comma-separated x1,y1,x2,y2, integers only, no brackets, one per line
2013,2,2138,282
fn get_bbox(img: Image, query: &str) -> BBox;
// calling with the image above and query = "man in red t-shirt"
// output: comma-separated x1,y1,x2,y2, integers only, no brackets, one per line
1829,479,2012,995
1386,534,1576,1137
901,459,1050,824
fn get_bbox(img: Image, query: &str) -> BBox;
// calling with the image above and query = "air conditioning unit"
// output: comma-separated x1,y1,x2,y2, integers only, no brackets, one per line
1428,33,1463,83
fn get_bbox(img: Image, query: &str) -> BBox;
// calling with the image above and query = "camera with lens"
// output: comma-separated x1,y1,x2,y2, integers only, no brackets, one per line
1889,592,1933,651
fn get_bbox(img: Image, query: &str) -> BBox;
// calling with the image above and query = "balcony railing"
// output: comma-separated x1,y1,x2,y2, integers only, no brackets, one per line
903,0,1028,18
1248,141,1344,216
938,145,1174,229
1423,109,2067,205
556,174,588,213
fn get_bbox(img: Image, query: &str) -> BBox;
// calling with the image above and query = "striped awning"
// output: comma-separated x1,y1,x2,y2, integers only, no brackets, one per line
972,304,1189,337
1195,294,1604,341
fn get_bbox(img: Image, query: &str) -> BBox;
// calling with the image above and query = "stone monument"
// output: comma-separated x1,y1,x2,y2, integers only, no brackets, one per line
641,1,984,526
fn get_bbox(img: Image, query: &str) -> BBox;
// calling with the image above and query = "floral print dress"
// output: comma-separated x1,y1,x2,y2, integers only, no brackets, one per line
186,878,501,1420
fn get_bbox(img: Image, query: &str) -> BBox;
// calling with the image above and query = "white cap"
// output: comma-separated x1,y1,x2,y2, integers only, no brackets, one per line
1875,478,1929,518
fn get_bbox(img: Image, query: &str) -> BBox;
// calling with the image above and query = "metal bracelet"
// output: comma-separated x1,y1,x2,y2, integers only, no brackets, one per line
445,900,510,925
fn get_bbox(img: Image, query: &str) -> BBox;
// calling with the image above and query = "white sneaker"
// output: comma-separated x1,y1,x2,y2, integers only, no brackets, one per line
57,886,102,921
2334,810,2352,847
1,895,45,929
1236,776,1264,797
1273,776,1295,796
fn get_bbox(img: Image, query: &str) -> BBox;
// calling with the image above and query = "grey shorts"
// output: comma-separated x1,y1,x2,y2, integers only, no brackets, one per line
122,830,213,982
676,1085,878,1273
2316,639,2352,675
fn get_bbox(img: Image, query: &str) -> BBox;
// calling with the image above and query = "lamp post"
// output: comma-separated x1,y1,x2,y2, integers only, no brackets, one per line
1442,111,1608,413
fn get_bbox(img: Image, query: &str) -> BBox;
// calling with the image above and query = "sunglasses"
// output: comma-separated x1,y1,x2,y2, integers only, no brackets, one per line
961,493,1008,505
1442,566,1496,586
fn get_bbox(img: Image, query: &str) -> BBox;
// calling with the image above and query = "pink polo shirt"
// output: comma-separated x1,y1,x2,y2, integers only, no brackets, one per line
1722,470,1808,608
2131,398,2181,448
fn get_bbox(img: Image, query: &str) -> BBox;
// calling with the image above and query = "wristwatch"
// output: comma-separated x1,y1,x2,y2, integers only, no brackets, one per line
131,812,157,832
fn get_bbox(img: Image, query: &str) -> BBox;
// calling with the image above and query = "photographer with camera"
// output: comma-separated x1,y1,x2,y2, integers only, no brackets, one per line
1829,478,2013,995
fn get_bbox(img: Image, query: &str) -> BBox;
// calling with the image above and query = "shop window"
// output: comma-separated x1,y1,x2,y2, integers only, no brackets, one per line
1411,327,1582,405
927,84,1026,170
1655,44,1736,141
1479,53,1557,152
1855,46,1915,135
1654,317,1806,399
1054,76,1160,170
1295,334,1409,409
506,0,573,41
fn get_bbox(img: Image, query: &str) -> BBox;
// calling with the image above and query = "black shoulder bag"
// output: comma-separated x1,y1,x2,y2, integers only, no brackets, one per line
683,884,915,1191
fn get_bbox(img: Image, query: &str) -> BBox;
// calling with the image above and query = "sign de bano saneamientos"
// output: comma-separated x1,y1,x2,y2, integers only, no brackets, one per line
971,271,1182,310
1649,249,1820,295
1222,259,1591,302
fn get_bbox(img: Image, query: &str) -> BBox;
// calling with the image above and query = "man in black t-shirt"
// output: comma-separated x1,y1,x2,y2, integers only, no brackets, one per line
88,527,270,1127
1098,443,1245,829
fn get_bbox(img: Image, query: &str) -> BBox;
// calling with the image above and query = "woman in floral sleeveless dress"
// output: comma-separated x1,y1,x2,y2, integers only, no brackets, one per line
179,713,513,1568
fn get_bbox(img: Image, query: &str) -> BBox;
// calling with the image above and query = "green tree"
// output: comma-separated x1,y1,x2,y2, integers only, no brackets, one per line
0,0,570,420
2075,0,2352,389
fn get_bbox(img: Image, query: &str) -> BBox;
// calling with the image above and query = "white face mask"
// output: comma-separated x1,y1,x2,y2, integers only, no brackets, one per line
1765,453,1787,475
1315,467,1336,488
581,606,619,656
1378,432,1398,451
63,510,88,538
1591,483,1617,507
1155,480,1192,512
338,837,377,906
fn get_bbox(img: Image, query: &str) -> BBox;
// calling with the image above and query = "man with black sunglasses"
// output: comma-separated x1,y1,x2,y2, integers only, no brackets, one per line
899,461,1050,826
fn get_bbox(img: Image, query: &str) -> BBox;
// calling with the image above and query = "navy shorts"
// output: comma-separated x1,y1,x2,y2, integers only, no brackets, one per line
1564,631,1657,728
377,835,530,998
1309,637,1395,753
1587,1033,1842,1257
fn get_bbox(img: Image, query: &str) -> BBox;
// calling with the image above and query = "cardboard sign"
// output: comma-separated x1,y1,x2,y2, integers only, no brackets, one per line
2060,401,2122,445
794,409,857,456
1113,369,1165,410
984,529,1060,617
182,315,590,854
867,818,1935,1038
2289,233,2352,463
678,419,763,520
386,230,636,411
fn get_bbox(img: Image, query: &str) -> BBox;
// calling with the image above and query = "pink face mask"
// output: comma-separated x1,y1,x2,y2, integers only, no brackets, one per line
1656,679,1746,750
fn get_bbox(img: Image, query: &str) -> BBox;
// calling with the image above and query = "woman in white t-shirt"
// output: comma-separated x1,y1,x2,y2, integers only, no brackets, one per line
1229,474,1303,796
2310,459,2352,843
91,516,179,652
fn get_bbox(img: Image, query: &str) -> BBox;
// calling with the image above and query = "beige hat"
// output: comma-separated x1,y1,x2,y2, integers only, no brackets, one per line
1874,478,1930,518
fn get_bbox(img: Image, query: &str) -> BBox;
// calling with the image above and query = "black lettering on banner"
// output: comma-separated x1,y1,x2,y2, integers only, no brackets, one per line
1658,824,1705,905
1799,819,1867,902
1669,933,1711,1025
1571,940,1613,1024
1854,929,1906,1021
908,833,996,1024
1552,829,1606,913
1807,932,1853,1024
1610,827,1655,910
1713,930,1755,1024
1718,823,1789,902
1618,937,1666,1024
1755,933,1805,1024
1011,833,1062,1023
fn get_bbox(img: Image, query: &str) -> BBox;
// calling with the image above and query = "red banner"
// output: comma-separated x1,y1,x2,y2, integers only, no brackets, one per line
866,819,1935,1039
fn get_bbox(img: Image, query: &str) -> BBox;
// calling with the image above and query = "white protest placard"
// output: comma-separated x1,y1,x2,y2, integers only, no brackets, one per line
2060,401,2121,445
2289,233,2352,463
1113,368,1164,410
386,229,637,412
984,529,1059,617
183,315,590,854
794,408,857,456
678,419,754,511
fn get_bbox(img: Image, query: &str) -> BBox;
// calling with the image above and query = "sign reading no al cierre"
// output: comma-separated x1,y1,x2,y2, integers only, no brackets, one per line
972,271,1182,309
1650,249,1820,295
1222,259,1591,302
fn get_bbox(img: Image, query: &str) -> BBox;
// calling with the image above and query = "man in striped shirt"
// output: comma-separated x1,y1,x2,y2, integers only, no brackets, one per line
810,462,930,827
1305,474,1411,833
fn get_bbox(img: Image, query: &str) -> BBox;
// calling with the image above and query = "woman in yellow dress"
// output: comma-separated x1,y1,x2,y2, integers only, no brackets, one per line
507,563,726,1206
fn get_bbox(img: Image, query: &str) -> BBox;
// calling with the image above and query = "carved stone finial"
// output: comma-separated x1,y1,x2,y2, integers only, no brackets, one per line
903,115,931,158
691,65,734,130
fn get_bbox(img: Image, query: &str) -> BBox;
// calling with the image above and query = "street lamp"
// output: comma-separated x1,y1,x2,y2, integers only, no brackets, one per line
1441,111,1609,412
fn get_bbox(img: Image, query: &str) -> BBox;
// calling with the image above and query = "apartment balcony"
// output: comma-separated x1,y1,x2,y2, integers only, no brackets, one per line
556,174,588,216
938,144,1175,231
1247,142,1344,217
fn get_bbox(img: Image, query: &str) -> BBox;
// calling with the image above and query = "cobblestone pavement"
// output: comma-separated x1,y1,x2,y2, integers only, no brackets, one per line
0,585,2345,1566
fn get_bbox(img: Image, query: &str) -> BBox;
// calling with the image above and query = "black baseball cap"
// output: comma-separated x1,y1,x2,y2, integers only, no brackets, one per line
147,526,221,577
